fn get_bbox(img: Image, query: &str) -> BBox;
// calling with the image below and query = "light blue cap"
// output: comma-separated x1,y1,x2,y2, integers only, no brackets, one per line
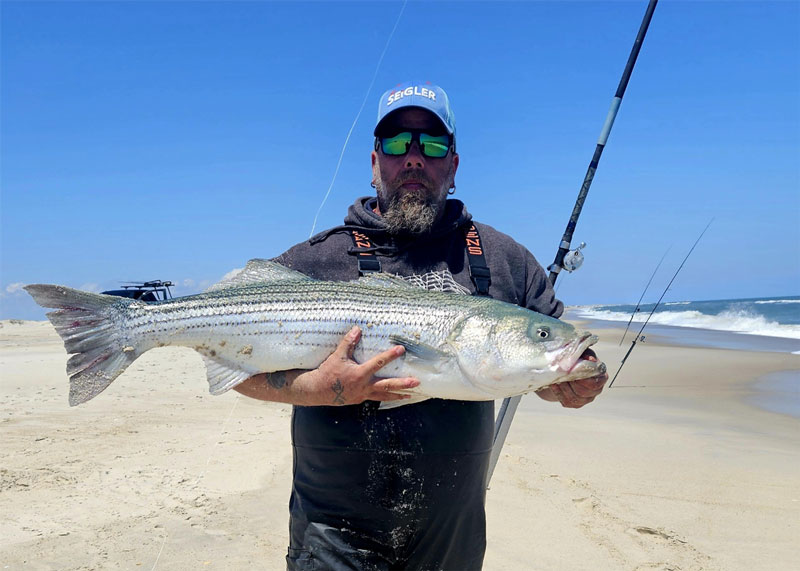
374,81,456,137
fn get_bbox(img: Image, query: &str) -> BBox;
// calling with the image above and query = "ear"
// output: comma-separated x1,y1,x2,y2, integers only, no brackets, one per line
451,153,459,184
371,150,379,186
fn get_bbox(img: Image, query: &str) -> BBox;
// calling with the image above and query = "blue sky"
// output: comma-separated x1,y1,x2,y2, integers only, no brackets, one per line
2,0,798,320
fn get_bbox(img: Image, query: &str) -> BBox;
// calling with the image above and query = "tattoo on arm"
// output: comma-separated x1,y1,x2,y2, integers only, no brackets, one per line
331,379,345,405
266,371,288,390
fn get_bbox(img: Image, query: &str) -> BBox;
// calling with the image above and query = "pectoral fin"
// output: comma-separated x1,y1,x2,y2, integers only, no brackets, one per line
389,335,449,362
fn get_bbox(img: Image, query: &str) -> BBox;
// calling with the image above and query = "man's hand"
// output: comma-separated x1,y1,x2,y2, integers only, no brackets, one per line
233,326,420,406
535,349,608,409
295,326,419,405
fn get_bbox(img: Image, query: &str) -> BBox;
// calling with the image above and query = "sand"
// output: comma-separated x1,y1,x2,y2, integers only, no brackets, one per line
1,319,798,570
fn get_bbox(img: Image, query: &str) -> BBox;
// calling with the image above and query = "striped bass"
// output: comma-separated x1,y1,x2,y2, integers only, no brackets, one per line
24,259,604,407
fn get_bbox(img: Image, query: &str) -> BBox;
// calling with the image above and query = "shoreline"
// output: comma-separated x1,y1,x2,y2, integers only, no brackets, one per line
564,312,800,353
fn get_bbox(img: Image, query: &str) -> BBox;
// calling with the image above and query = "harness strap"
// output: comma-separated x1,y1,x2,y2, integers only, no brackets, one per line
350,230,382,275
348,225,492,296
465,224,491,296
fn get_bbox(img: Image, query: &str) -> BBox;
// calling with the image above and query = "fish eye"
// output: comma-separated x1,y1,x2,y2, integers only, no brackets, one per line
536,327,550,339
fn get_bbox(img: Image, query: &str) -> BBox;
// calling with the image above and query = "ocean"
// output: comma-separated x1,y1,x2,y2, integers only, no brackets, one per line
567,295,800,353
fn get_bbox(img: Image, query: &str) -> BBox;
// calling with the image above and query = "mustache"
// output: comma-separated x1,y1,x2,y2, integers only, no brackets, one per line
394,170,435,188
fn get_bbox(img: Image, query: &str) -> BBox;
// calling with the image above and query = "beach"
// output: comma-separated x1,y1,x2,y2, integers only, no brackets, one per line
1,319,797,570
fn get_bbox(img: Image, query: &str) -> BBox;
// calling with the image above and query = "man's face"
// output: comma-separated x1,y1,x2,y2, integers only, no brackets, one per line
371,108,459,235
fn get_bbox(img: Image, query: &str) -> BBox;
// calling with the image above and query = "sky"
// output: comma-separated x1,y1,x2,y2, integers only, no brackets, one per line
1,0,798,320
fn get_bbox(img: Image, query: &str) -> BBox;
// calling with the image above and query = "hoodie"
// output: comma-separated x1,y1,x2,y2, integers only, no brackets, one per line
276,196,562,568
276,196,563,316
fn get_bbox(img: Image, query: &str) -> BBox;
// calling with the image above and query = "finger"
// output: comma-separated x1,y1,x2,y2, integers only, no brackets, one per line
361,345,406,376
534,386,559,402
371,377,419,393
368,391,415,402
335,326,361,361
570,375,608,398
552,382,594,409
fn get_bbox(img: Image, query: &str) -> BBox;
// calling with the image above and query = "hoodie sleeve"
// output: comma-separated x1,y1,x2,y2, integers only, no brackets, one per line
521,247,564,318
473,222,564,318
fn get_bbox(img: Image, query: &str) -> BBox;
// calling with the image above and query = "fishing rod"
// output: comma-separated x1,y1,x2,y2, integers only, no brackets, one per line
620,245,671,346
487,0,659,486
608,219,713,388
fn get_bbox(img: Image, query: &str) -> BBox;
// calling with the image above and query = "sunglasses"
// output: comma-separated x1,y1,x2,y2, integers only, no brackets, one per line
376,131,453,158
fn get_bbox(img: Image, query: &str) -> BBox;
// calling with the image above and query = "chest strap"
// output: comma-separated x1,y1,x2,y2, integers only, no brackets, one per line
349,225,492,296
465,224,491,296
350,230,382,275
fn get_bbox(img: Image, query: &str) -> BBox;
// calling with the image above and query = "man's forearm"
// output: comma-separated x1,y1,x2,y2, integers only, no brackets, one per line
233,370,311,405
233,369,359,406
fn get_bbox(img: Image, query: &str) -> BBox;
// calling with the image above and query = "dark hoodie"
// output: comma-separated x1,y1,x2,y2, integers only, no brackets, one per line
275,196,562,569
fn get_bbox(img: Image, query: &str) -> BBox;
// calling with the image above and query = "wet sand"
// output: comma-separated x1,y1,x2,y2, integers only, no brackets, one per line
1,320,797,570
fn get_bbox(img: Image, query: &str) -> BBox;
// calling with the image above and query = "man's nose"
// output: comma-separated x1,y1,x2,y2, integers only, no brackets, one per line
404,141,425,169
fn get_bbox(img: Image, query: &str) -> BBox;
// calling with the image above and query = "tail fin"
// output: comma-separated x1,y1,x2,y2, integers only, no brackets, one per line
24,285,138,406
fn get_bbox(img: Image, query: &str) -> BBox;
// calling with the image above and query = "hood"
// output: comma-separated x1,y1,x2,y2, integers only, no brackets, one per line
309,196,473,254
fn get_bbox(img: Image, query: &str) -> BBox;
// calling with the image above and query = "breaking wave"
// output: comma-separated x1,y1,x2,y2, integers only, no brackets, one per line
572,307,800,340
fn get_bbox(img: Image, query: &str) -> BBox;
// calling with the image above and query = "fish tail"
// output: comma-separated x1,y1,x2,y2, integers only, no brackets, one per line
24,284,138,406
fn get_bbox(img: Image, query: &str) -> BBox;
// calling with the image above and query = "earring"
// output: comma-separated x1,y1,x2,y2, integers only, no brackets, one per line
448,184,456,195
370,182,376,189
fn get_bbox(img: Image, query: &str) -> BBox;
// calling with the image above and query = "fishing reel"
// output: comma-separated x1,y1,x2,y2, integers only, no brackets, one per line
561,241,586,273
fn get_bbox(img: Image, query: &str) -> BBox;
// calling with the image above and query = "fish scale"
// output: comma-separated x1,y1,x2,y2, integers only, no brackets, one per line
24,259,603,406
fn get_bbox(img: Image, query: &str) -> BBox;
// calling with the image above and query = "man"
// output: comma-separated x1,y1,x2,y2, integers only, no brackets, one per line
234,81,608,570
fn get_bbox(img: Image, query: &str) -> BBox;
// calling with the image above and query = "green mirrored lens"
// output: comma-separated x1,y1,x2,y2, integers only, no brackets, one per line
380,132,451,158
419,134,450,158
381,133,412,155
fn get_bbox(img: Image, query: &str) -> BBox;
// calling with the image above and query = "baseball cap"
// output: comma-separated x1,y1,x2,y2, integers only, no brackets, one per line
374,81,456,137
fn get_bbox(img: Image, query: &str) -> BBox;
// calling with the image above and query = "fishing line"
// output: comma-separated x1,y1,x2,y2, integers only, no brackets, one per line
609,219,714,387
150,532,168,571
309,0,409,237
194,393,240,486
152,392,240,570
620,245,671,345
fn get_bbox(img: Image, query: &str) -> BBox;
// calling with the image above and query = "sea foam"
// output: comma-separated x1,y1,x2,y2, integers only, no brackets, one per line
572,307,800,340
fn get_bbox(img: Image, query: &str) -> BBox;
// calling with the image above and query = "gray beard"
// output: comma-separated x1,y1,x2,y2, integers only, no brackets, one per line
380,191,439,235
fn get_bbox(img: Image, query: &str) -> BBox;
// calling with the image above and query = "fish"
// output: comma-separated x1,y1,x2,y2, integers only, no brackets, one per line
24,259,605,407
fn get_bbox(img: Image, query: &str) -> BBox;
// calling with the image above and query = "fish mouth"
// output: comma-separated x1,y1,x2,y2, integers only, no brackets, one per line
554,332,599,374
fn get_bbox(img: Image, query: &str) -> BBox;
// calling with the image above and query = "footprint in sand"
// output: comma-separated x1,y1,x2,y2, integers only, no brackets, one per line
628,526,683,542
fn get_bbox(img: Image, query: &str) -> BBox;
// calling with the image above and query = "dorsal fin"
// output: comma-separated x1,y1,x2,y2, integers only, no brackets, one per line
400,270,470,295
207,259,312,292
356,270,470,295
